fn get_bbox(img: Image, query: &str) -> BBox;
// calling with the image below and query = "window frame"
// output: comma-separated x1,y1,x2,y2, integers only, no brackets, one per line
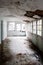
16,24,21,31
32,21,36,34
8,22,15,31
37,19,42,36
7,22,26,36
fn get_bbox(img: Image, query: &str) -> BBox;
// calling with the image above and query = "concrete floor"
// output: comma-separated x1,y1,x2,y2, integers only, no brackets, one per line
8,37,34,54
2,37,42,65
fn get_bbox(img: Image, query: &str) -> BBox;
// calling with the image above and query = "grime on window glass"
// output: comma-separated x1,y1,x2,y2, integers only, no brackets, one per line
33,21,36,34
28,22,32,33
37,19,42,36
7,22,26,36
8,22,15,31
16,24,21,31
22,24,25,31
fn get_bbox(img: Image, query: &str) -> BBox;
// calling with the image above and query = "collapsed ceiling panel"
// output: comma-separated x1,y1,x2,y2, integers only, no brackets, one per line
24,10,43,18
0,0,43,21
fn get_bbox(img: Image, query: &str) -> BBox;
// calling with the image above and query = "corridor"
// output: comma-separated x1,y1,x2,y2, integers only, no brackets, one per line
0,0,43,65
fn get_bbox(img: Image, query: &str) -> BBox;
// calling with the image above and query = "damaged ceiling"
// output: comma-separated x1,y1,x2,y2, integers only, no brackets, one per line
0,0,43,21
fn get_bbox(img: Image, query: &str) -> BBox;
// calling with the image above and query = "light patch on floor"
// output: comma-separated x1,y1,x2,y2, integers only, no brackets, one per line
8,37,34,55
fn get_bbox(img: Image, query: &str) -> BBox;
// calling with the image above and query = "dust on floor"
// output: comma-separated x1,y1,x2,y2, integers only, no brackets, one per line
1,37,43,65
4,53,42,65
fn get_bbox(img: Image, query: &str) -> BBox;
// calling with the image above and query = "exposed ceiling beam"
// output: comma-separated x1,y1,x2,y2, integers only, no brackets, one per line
24,10,43,18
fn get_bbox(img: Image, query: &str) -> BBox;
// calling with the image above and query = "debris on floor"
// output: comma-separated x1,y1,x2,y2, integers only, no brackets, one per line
1,37,43,65
5,53,42,65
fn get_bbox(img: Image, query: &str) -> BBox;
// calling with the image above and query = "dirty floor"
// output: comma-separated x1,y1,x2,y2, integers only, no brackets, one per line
1,37,43,65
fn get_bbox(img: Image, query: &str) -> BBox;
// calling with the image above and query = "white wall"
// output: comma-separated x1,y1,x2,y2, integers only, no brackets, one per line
0,21,1,44
3,20,7,40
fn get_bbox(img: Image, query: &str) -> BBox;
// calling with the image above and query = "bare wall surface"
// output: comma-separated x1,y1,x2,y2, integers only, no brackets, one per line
0,21,1,44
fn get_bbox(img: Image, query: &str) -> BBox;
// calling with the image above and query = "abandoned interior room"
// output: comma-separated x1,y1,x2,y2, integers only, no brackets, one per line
0,0,43,65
